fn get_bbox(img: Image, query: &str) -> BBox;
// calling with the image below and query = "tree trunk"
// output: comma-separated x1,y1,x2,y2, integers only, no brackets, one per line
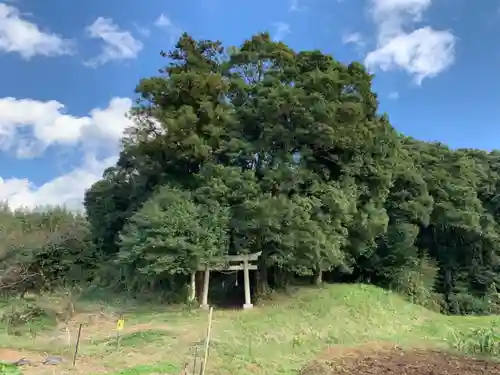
257,251,270,295
195,271,204,304
313,267,323,286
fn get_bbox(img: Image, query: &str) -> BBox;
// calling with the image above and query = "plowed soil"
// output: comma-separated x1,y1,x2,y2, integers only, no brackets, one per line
300,346,500,375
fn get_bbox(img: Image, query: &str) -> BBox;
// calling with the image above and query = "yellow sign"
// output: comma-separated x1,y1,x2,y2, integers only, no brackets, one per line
116,319,125,331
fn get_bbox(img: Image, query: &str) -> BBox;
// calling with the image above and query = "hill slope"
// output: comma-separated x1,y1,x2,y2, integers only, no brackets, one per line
1,284,499,375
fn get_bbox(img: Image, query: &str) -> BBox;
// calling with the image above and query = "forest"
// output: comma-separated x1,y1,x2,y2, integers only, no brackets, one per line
1,32,500,316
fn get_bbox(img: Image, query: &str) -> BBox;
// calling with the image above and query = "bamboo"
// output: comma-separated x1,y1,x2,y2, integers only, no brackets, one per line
199,307,214,375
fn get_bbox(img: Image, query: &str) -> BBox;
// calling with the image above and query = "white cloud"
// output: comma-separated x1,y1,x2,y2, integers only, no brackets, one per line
364,0,456,85
0,96,133,158
0,3,74,59
0,154,117,211
272,22,291,41
84,17,143,67
154,13,182,44
133,22,150,38
343,32,364,46
289,0,307,12
0,95,135,210
343,32,367,54
154,13,173,28
388,91,399,99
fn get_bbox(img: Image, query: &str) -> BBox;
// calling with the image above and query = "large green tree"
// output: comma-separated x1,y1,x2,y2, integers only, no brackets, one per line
80,32,500,314
116,186,229,298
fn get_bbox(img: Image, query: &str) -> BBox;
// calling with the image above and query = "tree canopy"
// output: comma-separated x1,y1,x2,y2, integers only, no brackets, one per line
3,32,500,315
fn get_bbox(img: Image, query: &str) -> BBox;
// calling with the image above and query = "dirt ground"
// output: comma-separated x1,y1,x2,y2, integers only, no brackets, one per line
0,317,192,375
0,348,38,363
300,346,500,375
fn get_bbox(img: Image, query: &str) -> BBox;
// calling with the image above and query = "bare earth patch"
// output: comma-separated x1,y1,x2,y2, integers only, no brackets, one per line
0,314,193,375
300,346,500,375
0,348,38,363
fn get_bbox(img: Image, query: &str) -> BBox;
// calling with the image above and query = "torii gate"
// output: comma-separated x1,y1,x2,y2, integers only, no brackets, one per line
192,252,262,309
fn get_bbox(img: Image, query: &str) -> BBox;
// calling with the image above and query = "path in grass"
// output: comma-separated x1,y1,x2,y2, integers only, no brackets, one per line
1,284,500,375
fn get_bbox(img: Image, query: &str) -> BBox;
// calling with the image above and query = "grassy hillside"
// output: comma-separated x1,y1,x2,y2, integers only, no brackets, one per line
0,284,499,375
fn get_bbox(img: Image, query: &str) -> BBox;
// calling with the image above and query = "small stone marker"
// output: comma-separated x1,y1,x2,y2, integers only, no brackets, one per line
12,358,32,366
43,356,64,365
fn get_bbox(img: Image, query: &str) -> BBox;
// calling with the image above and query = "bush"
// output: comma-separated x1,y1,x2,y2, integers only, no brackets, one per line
393,259,443,312
0,300,55,335
450,326,500,356
0,207,96,297
1,301,45,326
0,362,21,375
447,293,496,316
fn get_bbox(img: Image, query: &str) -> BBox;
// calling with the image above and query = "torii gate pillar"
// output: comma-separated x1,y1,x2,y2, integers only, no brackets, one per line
243,259,252,309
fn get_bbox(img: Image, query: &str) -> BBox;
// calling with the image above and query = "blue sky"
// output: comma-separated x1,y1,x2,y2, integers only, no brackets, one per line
0,0,498,209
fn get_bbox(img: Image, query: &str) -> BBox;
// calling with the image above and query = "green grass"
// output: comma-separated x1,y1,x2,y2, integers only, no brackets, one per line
2,283,500,375
95,362,180,375
0,362,22,375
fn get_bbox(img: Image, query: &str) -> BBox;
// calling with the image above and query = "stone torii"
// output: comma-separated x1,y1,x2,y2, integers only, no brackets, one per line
190,251,262,310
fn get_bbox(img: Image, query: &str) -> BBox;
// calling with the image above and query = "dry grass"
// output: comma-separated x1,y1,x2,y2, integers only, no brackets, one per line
1,284,500,375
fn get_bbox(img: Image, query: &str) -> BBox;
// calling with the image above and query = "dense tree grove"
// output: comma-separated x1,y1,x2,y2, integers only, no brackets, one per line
3,33,500,315
0,204,94,296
